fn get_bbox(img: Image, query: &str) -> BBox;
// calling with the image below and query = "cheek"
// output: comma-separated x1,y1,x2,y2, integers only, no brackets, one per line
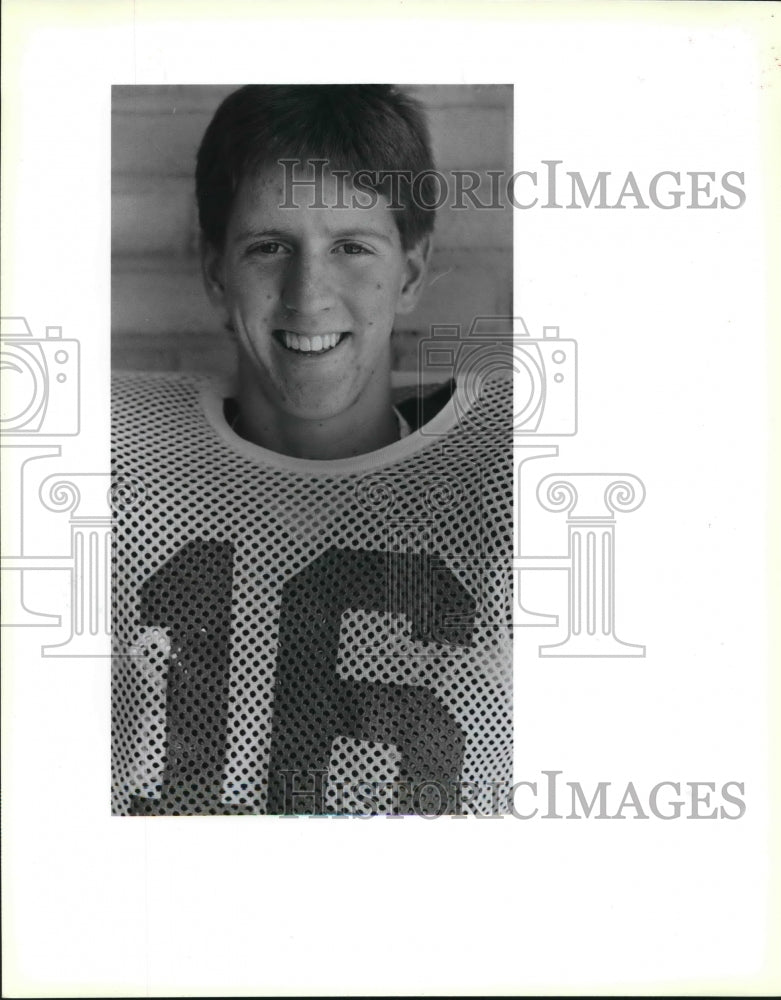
228,272,280,315
354,266,405,316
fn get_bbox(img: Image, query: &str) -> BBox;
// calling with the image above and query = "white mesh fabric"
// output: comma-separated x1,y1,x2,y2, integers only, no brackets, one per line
111,371,513,816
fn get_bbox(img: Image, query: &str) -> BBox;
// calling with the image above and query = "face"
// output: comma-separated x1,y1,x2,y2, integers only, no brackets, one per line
203,164,429,422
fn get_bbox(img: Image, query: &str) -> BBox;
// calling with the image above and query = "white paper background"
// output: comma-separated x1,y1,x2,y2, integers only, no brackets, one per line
2,2,777,996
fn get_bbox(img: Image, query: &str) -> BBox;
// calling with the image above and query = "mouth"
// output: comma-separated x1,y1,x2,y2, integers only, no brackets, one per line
273,330,349,355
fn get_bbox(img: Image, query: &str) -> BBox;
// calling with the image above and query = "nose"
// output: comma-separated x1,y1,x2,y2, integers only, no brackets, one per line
281,252,336,316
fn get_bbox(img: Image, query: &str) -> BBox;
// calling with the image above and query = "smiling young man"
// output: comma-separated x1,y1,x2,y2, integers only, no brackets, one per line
111,85,513,817
201,164,430,459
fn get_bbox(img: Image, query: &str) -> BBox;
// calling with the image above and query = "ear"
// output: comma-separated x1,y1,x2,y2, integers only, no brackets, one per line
200,238,229,316
395,235,433,316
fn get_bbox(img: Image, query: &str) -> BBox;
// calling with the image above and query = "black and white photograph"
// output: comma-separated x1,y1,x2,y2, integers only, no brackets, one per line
110,83,515,817
2,1,779,997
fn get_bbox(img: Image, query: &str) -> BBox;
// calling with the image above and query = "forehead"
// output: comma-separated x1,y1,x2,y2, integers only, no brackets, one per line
228,162,402,243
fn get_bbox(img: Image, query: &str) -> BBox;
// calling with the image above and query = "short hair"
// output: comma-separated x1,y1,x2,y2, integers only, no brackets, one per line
195,84,438,251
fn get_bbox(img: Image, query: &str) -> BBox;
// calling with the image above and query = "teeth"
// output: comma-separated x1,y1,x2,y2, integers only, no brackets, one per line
282,331,342,353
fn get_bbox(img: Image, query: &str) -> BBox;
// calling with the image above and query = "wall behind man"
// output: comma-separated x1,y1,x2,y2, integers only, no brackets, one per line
111,84,512,376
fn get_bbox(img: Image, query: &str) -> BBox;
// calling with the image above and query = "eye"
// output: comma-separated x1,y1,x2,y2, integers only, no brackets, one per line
337,242,372,256
248,241,289,255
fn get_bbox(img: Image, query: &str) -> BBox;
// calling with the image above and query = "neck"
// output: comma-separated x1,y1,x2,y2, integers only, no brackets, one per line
233,364,399,460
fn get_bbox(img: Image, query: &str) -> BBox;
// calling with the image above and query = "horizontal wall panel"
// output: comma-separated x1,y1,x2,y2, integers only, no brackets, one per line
112,88,511,177
112,83,511,115
112,177,196,257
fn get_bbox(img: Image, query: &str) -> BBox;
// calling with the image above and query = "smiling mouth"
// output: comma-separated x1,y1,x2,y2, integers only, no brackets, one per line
273,330,349,354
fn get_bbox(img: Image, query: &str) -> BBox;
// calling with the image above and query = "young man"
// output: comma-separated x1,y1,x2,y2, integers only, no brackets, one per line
112,85,513,816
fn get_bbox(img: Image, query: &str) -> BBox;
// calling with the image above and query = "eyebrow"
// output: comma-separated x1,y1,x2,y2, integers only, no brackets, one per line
233,226,394,246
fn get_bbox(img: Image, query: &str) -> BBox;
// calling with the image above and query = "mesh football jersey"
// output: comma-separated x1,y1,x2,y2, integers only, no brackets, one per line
111,371,513,816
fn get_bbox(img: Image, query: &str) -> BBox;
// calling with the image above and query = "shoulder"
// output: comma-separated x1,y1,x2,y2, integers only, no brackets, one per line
111,371,231,474
112,370,227,425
